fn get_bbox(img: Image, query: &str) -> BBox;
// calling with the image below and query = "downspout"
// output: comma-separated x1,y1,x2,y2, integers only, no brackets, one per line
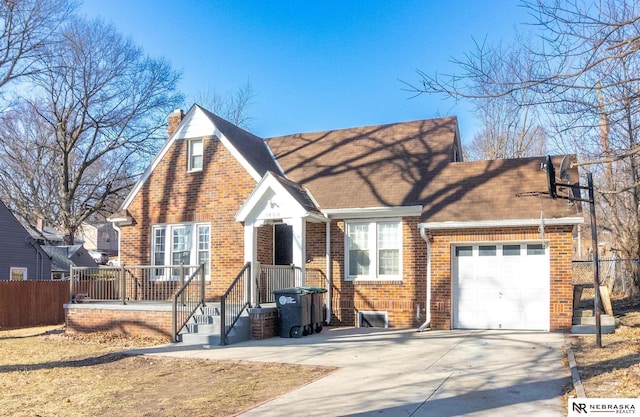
418,226,432,332
325,221,332,324
113,224,122,265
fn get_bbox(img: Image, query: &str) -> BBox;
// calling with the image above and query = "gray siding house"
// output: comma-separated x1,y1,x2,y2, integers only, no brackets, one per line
0,200,52,280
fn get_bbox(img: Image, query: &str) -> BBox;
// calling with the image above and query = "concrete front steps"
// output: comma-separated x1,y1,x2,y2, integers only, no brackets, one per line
177,303,251,346
571,308,617,334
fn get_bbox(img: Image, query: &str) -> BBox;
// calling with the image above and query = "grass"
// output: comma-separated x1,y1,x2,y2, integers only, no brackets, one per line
4,295,639,416
567,295,640,398
0,328,334,417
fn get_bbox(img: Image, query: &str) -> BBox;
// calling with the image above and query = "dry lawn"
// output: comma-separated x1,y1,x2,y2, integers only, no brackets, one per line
567,295,640,398
0,328,334,417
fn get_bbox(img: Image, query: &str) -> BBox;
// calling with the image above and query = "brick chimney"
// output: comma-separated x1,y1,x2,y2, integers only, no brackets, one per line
167,109,184,137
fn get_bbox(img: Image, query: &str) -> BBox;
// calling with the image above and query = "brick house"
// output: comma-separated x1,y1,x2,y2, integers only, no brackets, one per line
109,104,582,333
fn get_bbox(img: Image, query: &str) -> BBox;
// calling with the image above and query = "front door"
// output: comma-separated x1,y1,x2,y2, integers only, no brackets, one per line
274,224,293,265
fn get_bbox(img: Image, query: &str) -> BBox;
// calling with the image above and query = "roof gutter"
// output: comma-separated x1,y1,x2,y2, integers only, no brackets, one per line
323,205,423,219
419,216,584,230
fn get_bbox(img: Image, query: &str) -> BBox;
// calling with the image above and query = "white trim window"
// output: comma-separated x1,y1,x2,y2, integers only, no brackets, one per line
188,138,203,172
10,267,27,281
346,220,402,280
152,223,210,279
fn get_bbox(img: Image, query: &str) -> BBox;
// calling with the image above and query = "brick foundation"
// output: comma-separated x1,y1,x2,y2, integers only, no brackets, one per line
65,304,173,340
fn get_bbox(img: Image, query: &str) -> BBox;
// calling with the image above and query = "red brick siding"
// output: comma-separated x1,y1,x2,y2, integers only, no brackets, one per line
328,217,427,328
65,307,172,340
120,135,256,299
249,308,279,339
428,225,574,331
306,222,327,270
257,225,273,265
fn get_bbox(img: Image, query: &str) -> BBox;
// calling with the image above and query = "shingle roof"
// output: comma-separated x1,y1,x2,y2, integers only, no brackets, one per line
199,106,283,177
266,117,459,210
270,172,322,215
419,156,581,223
266,117,580,223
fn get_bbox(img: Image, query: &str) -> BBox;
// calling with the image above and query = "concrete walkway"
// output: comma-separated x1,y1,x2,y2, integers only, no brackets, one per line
128,328,571,416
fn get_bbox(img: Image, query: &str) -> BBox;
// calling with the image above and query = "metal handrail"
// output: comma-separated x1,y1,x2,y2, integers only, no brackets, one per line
69,264,202,303
171,264,206,343
220,262,251,346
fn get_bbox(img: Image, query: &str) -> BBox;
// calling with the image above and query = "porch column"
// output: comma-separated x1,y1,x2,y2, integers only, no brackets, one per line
243,222,258,306
290,217,306,286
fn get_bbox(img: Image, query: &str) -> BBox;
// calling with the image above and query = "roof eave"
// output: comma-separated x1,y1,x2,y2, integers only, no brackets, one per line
322,205,423,219
419,217,585,230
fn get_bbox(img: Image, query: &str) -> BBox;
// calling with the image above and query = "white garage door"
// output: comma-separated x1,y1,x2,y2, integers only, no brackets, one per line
453,243,550,331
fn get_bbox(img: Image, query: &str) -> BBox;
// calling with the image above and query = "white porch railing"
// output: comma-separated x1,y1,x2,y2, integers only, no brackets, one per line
258,265,300,304
258,265,327,305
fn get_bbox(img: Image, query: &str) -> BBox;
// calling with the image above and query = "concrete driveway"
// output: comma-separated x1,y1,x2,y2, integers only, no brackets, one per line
129,328,571,416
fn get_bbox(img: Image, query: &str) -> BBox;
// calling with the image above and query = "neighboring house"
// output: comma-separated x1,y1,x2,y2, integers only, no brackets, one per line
42,245,98,280
23,218,65,246
109,105,582,332
75,222,119,256
0,200,52,280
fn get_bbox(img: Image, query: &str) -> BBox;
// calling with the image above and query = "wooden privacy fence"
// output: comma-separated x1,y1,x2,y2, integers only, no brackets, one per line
0,280,68,328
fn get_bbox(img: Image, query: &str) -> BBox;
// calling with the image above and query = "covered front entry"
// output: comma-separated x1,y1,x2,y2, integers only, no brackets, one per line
452,242,550,330
235,172,330,307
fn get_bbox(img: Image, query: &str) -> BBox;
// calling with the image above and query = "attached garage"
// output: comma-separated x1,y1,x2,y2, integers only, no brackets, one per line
452,242,550,331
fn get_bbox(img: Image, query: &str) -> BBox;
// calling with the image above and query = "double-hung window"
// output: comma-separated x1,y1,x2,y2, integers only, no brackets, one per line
346,220,402,280
188,139,203,172
152,223,210,280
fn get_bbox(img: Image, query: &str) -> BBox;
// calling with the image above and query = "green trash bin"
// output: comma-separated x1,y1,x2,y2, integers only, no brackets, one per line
273,287,311,338
299,286,327,334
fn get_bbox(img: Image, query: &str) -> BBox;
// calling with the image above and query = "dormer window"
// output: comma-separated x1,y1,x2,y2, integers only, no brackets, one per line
188,139,203,172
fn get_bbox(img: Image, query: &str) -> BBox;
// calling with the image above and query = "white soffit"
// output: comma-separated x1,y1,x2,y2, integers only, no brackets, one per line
322,205,423,219
171,106,216,140
419,217,585,230
236,172,314,223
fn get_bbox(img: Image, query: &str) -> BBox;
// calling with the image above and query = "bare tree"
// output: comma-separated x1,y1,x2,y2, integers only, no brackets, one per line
0,0,75,91
0,17,183,244
409,0,640,291
191,80,257,128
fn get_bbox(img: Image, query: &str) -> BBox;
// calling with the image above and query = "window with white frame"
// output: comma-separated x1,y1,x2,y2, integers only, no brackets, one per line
10,267,27,281
346,220,402,280
188,138,203,172
152,223,210,279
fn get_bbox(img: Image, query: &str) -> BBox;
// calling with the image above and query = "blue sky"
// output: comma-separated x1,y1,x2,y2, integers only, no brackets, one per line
80,1,531,143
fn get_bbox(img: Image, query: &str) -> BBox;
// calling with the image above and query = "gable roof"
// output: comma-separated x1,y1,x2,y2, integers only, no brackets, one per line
266,116,460,210
42,245,96,272
119,104,282,211
235,171,325,224
0,200,51,257
198,107,283,178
